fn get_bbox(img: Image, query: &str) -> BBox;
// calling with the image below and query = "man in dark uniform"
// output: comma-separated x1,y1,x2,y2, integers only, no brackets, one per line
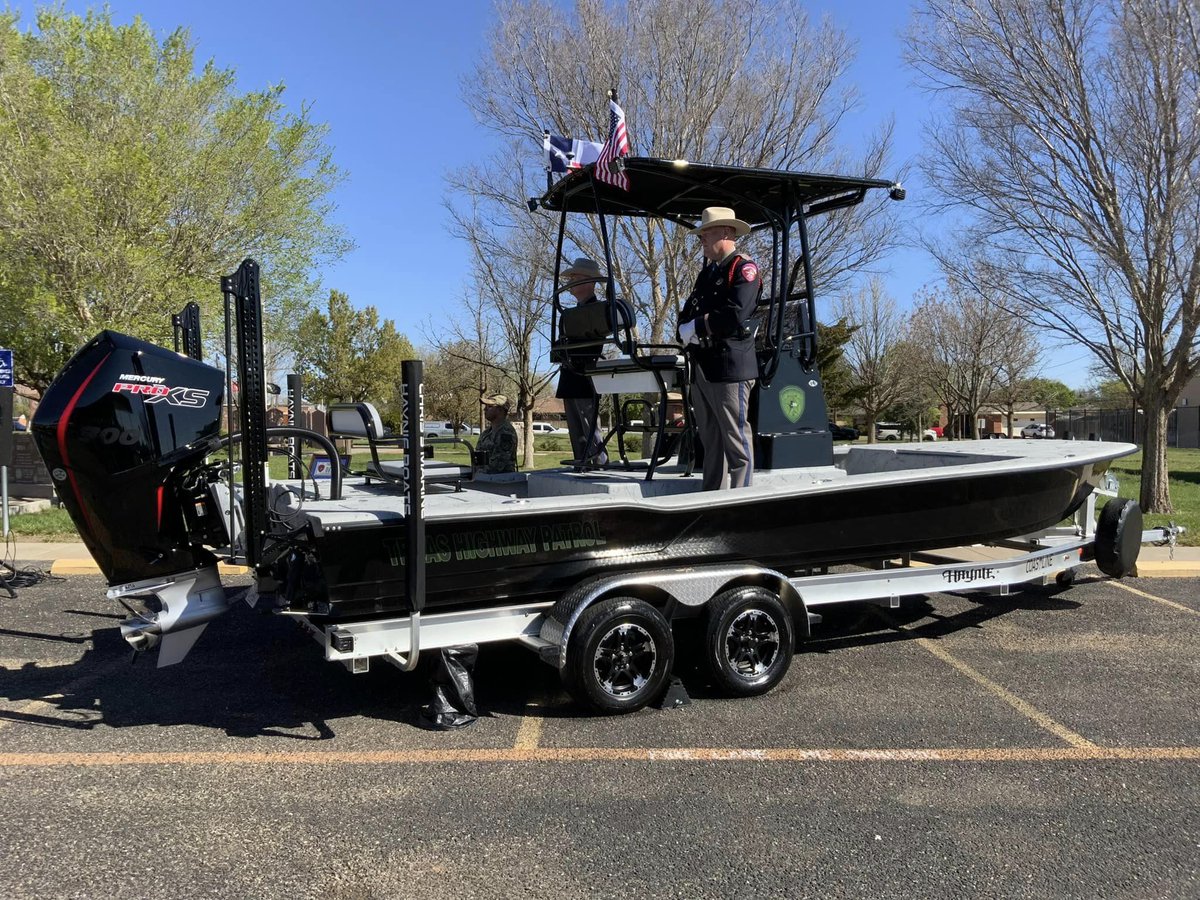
555,257,608,466
678,207,760,490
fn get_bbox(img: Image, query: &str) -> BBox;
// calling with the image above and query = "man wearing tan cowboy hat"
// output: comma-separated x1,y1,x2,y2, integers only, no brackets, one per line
476,394,519,474
555,256,608,466
678,206,761,490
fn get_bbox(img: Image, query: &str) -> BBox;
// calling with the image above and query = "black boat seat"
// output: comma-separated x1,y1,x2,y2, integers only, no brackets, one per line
558,297,637,352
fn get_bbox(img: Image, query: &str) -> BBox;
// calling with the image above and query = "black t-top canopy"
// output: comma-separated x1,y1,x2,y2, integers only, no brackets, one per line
537,157,898,227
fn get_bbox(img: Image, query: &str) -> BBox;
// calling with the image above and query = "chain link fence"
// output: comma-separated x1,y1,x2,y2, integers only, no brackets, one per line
1048,407,1200,448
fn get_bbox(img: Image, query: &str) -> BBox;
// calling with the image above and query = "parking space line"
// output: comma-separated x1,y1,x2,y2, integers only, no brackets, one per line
513,702,543,750
873,610,1098,749
1108,580,1200,616
0,746,1197,767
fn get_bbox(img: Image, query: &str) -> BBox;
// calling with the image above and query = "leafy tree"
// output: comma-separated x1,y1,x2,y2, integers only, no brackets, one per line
1025,378,1078,412
816,318,859,417
0,8,350,397
907,0,1200,512
297,290,416,413
1077,379,1135,411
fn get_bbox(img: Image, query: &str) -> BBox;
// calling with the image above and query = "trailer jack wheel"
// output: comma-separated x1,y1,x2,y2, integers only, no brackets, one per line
1094,497,1143,578
704,587,795,697
563,597,674,714
1055,567,1080,588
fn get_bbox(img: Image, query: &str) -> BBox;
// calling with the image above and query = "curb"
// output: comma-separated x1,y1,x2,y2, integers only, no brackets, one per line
1134,560,1200,578
47,559,251,577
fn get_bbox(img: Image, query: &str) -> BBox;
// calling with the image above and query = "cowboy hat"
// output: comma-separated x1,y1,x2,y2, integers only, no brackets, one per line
481,394,510,409
688,206,751,237
558,256,605,292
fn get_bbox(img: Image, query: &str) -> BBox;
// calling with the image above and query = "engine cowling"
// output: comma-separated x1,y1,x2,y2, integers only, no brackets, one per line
31,331,226,585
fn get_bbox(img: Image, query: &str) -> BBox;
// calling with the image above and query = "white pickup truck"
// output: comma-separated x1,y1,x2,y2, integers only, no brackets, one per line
424,421,479,438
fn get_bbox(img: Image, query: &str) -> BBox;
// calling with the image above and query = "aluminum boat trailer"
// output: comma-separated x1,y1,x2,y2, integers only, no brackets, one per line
275,486,1177,714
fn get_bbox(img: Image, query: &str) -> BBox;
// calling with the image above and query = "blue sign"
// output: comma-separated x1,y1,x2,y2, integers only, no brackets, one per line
0,349,11,387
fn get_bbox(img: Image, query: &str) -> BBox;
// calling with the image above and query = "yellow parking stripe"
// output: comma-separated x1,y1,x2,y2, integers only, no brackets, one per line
512,702,543,751
873,609,1098,749
0,746,1197,767
1108,580,1200,616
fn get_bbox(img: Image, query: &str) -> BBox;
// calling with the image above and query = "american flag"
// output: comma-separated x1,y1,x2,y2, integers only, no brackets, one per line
594,98,630,190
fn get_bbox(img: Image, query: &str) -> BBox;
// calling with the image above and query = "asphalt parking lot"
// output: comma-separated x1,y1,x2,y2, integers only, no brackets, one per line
0,570,1197,899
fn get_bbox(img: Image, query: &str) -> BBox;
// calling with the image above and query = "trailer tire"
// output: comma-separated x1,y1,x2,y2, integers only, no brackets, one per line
704,587,794,697
1094,497,1143,578
563,598,674,714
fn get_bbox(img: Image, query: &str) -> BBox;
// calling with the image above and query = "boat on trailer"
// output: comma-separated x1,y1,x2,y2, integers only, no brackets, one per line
30,158,1159,714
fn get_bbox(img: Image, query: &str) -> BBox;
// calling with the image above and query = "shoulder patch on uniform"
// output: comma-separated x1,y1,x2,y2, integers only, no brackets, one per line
740,262,759,282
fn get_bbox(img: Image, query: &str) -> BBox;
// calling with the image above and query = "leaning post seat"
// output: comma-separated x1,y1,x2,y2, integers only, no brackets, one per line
550,297,690,479
326,401,474,486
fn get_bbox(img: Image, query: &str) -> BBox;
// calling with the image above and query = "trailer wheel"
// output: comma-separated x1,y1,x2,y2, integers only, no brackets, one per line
704,587,795,697
1094,497,1143,578
563,597,674,714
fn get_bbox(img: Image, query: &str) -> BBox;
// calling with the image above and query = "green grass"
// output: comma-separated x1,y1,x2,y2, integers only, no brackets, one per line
1101,447,1200,545
14,440,1193,544
6,506,79,542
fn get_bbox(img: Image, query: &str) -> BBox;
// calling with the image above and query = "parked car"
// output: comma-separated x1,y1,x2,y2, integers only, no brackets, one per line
928,425,944,438
982,431,1011,439
1020,423,1055,439
425,421,479,438
530,422,568,435
828,421,859,440
922,428,938,441
874,422,902,441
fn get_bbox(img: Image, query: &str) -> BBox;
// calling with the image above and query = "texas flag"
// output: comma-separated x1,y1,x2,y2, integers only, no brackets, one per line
545,133,603,174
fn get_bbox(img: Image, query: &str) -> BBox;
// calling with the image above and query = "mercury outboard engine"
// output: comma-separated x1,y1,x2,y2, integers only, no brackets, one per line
32,330,232,664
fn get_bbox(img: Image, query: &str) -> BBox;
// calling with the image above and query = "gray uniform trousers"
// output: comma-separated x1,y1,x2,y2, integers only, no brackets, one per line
692,366,755,490
565,396,607,464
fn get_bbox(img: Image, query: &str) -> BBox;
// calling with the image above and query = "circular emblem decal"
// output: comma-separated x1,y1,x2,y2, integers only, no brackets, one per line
778,385,806,424
52,468,68,482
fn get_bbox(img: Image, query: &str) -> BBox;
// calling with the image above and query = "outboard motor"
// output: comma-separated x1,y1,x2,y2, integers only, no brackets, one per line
32,330,232,664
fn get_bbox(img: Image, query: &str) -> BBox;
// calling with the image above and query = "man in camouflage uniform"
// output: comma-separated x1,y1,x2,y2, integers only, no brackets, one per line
476,394,519,474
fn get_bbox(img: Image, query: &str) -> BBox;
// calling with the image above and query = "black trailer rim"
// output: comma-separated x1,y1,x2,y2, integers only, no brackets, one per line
593,623,657,698
724,609,781,677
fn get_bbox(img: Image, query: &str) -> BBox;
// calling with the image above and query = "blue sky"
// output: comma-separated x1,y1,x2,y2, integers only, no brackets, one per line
45,0,1094,387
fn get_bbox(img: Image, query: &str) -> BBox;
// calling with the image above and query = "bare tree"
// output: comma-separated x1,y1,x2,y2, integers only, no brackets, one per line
835,277,911,442
989,316,1041,437
906,0,1200,512
464,0,902,345
418,341,487,435
444,149,558,467
910,282,1010,439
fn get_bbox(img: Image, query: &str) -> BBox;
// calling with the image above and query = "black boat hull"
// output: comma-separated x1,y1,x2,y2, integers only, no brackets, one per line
304,459,1100,619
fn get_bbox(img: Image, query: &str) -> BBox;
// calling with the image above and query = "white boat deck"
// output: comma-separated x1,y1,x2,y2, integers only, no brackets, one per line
267,439,1136,531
